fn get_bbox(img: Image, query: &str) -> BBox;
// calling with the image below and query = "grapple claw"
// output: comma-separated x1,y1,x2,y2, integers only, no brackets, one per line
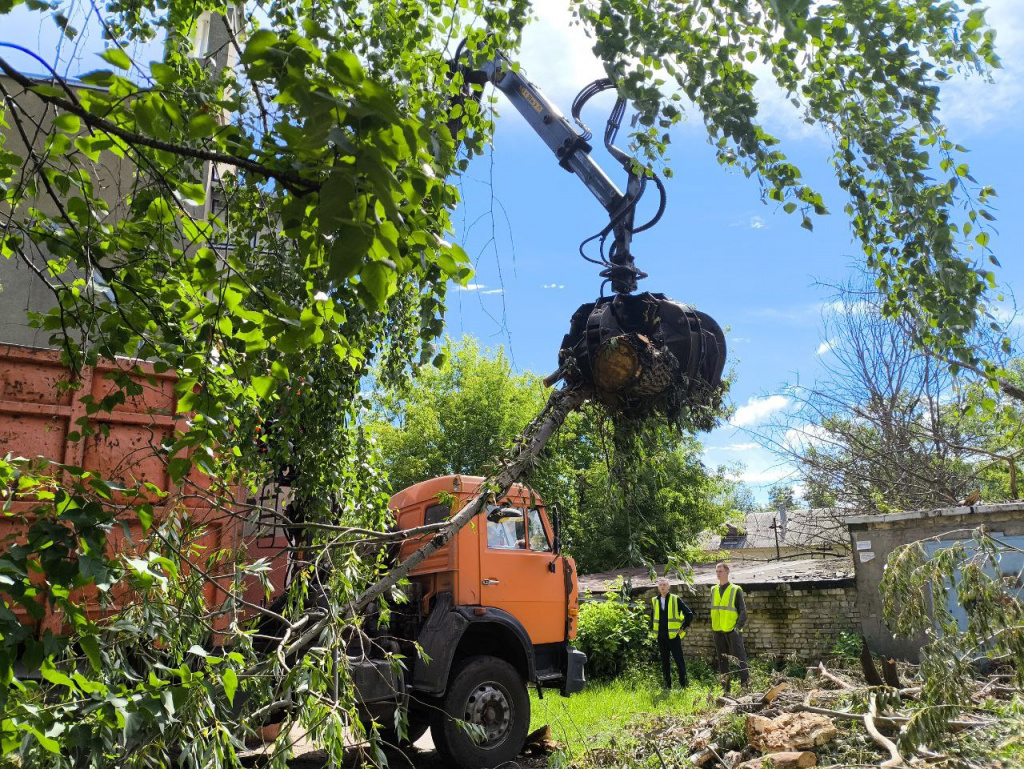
556,292,726,428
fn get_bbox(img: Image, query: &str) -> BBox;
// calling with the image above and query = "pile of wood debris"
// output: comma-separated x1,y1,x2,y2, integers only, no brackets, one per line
587,657,1018,769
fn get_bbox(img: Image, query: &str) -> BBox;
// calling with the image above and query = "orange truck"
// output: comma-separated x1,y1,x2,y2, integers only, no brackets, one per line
0,344,585,768
380,475,585,767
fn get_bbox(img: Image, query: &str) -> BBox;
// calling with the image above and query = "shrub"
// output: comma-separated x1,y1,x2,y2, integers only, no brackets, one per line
575,582,649,680
832,630,861,660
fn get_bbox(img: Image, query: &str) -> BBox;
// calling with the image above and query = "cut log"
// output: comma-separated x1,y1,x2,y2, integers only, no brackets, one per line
746,713,838,752
688,743,719,767
736,752,817,769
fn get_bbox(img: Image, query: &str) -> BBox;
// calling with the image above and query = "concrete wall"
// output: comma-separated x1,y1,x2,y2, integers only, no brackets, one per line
0,76,136,349
633,579,861,664
847,503,1024,661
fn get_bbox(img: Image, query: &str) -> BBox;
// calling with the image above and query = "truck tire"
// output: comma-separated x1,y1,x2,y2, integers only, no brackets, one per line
430,655,530,769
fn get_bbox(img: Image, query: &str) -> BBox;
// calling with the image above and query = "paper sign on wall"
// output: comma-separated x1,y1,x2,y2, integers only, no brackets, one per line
859,551,876,562
856,540,872,550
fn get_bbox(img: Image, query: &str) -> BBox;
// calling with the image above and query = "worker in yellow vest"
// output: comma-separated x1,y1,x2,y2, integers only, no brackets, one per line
651,576,694,689
711,562,749,692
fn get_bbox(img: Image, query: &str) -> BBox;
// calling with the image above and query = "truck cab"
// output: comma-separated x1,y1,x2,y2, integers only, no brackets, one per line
376,475,585,768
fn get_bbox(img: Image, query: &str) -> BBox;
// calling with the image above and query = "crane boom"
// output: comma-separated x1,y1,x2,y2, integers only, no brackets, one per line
454,49,648,294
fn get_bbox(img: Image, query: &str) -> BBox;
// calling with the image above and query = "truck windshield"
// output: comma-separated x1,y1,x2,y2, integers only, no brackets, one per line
527,508,551,552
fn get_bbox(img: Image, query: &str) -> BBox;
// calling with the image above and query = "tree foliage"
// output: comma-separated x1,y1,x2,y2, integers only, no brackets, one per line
572,0,1005,384
881,527,1024,750
367,337,735,573
0,0,1011,763
763,277,1018,513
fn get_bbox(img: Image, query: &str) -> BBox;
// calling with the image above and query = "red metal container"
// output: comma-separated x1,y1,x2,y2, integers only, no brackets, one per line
0,344,288,638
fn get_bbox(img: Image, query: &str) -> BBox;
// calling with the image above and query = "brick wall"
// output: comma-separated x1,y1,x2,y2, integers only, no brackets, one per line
636,580,860,663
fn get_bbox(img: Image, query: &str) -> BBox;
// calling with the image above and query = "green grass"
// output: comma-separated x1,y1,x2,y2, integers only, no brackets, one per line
528,668,715,759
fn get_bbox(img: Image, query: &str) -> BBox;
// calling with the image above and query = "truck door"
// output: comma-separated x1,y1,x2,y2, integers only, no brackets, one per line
478,504,567,644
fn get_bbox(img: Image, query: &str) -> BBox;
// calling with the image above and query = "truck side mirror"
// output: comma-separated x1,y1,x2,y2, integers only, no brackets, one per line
486,506,523,523
552,506,561,555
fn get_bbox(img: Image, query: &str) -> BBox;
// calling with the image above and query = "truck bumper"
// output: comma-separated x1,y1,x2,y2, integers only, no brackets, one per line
560,646,587,697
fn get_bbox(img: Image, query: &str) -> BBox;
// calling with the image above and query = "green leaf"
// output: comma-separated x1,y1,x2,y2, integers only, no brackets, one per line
223,667,238,705
251,376,275,398
40,660,76,689
73,136,101,162
138,504,153,533
100,47,132,70
187,113,218,139
360,261,394,308
54,113,80,133
150,62,178,86
30,728,61,754
79,634,102,672
242,30,279,64
328,225,373,284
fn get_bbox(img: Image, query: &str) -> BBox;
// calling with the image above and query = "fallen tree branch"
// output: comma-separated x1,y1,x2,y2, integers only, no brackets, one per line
250,386,586,674
788,704,992,731
817,662,856,690
865,693,904,767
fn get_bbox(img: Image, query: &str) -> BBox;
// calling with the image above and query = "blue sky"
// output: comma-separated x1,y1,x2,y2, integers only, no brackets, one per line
445,2,1024,501
4,2,1022,502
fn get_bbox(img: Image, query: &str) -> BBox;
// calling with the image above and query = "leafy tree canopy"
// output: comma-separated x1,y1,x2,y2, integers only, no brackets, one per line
0,0,1010,763
367,336,736,573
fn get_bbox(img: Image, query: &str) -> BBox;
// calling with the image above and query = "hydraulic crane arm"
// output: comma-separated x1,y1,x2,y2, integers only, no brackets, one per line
454,48,658,294
450,45,726,420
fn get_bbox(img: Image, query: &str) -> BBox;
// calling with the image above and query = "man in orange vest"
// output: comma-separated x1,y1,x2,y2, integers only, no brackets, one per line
651,576,694,689
711,562,749,692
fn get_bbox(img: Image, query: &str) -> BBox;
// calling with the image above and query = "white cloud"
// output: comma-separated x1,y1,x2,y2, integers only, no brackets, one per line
515,5,607,107
989,303,1022,328
939,0,1024,134
725,467,793,485
730,336,751,343
822,299,872,316
542,283,566,290
816,339,835,356
709,442,761,453
730,395,791,427
783,424,832,453
482,289,505,295
458,283,486,292
749,216,766,230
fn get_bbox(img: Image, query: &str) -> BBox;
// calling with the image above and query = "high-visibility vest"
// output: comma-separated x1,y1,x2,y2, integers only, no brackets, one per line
711,583,742,632
651,595,686,639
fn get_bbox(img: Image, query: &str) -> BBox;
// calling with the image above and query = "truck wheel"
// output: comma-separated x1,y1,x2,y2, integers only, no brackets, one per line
430,655,530,769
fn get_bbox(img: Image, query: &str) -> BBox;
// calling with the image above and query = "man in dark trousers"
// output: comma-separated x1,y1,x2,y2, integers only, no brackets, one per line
711,562,749,693
651,576,694,689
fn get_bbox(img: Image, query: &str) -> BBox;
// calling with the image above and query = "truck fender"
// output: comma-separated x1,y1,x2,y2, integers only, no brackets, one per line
411,596,535,696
